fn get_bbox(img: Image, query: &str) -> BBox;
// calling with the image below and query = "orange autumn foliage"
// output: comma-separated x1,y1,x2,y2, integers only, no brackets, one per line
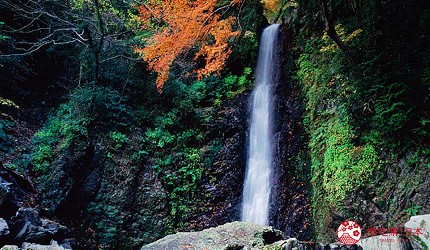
134,0,243,92
262,0,280,13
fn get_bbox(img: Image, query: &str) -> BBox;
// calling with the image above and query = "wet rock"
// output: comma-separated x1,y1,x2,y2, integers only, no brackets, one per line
270,25,312,240
404,214,430,250
357,235,412,250
8,208,68,244
0,179,19,219
0,164,35,220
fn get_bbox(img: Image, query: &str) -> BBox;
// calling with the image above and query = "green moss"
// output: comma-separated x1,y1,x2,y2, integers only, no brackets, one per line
296,34,382,240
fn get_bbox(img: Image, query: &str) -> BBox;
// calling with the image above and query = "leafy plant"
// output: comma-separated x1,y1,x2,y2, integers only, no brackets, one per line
109,131,129,150
405,204,422,216
0,119,14,154
31,86,130,172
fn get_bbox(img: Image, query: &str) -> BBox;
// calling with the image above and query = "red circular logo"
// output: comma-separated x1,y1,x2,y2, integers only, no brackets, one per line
337,220,362,245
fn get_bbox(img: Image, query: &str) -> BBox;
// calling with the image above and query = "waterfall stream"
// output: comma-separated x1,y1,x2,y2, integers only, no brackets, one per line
241,24,280,225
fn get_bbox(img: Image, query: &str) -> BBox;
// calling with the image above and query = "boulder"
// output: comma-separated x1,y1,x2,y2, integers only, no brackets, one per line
141,221,363,250
404,214,430,250
0,240,71,250
21,240,69,250
0,217,11,245
0,180,19,219
0,164,35,220
141,221,284,250
267,238,362,250
0,218,9,236
8,208,68,244
357,235,412,250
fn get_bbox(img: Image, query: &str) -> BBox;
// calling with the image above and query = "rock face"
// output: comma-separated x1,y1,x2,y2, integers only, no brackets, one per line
269,24,312,240
190,94,249,229
404,214,430,250
29,90,250,249
141,221,284,250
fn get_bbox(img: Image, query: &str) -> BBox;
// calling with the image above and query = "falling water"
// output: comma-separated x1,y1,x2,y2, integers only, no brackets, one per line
241,24,280,226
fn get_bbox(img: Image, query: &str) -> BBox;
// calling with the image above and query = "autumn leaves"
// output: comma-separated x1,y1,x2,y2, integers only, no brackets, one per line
134,0,244,92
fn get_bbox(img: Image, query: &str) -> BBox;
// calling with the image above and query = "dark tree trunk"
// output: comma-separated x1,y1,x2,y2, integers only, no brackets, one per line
320,0,355,64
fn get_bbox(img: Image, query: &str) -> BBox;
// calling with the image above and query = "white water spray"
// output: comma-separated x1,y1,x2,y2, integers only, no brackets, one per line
241,24,280,225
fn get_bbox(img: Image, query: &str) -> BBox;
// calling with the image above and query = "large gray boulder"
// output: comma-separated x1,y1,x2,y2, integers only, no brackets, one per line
357,235,412,250
404,214,430,250
0,240,70,250
140,221,364,250
141,221,284,250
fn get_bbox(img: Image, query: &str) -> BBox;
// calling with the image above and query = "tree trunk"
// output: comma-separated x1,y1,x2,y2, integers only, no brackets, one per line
321,0,355,64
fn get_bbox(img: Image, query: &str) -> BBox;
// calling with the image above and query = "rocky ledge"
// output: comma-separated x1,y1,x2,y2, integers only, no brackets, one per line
140,221,364,250
141,221,283,250
140,220,430,250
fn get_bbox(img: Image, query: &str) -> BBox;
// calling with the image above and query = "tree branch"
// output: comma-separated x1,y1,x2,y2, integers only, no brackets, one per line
321,0,355,64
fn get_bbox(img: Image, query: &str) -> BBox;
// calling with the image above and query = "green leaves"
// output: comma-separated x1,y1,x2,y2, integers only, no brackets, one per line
0,119,14,154
31,86,130,172
109,131,129,150
296,32,383,238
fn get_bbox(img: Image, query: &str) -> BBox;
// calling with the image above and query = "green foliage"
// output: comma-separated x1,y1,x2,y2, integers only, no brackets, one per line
109,131,129,150
405,204,422,216
0,97,19,108
206,67,254,106
31,86,131,172
166,67,253,110
0,21,9,41
32,93,90,172
0,119,14,154
145,111,177,149
0,97,19,157
317,116,380,205
87,202,124,248
367,82,409,143
296,33,383,239
138,66,254,230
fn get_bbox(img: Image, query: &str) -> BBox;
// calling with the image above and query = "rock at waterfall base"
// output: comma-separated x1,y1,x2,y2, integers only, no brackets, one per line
404,214,430,250
141,221,284,250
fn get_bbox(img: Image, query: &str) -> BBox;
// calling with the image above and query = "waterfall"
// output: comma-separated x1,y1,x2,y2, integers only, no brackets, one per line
241,24,280,226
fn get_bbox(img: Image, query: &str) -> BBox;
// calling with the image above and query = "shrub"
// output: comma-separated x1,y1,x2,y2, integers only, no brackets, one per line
31,86,131,172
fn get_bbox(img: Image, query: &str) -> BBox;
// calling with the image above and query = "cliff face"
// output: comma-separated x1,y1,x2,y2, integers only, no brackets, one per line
285,0,430,242
0,0,268,248
26,91,251,249
269,25,313,240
